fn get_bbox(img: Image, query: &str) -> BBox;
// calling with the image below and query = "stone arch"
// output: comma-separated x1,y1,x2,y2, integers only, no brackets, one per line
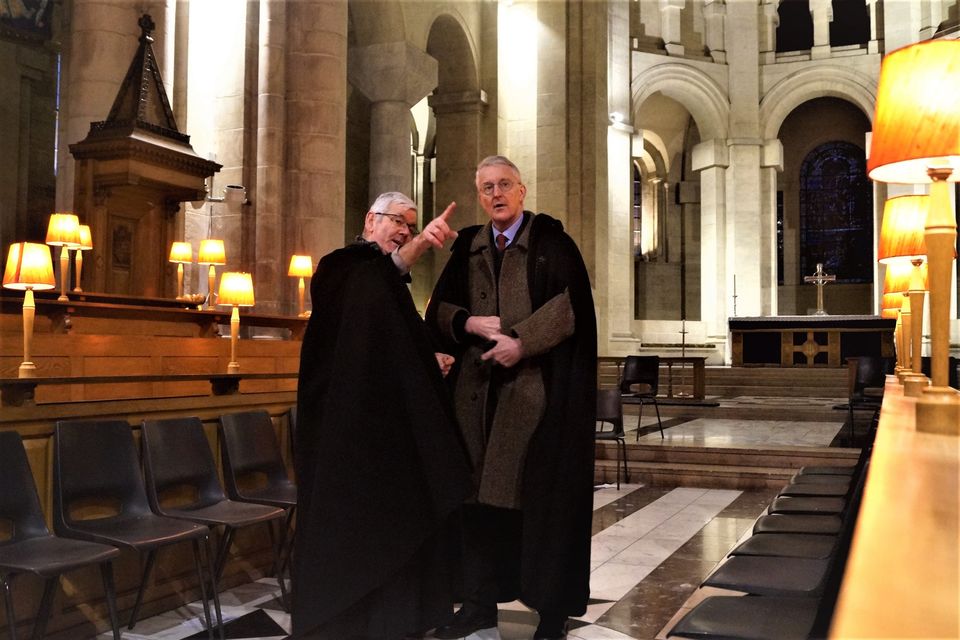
632,63,729,141
760,66,876,140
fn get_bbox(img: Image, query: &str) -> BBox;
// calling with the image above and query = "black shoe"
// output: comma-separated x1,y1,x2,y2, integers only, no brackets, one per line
432,604,498,639
533,615,569,639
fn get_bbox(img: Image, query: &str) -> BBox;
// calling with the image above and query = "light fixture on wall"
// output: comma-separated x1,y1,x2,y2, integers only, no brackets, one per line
877,195,929,394
287,254,314,317
168,242,193,300
217,271,255,374
195,184,250,214
198,239,226,309
868,39,960,434
72,224,93,292
45,213,81,302
3,242,56,378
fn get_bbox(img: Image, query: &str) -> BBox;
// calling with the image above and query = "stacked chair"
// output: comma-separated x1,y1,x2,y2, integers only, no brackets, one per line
218,410,298,592
666,431,875,639
52,419,224,639
0,431,122,640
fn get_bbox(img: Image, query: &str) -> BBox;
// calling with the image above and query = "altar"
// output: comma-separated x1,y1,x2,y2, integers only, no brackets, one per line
730,315,896,367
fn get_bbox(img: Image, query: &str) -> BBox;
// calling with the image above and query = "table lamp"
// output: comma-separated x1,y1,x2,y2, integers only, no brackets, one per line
3,242,56,378
73,224,92,292
868,39,960,434
287,254,313,317
217,271,255,374
45,213,81,301
881,261,912,373
877,195,929,393
169,242,193,299
198,239,226,309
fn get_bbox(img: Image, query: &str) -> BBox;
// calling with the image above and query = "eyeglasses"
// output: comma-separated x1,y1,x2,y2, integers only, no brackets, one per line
479,179,517,197
375,211,419,235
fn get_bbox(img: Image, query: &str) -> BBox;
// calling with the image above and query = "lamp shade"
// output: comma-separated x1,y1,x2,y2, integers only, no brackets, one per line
287,254,314,277
217,272,255,307
76,224,93,250
881,261,926,312
45,213,82,247
198,239,226,265
3,242,56,290
878,195,929,263
169,241,193,263
867,40,960,184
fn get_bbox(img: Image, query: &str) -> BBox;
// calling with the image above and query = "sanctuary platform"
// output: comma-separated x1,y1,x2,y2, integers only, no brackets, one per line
730,315,895,367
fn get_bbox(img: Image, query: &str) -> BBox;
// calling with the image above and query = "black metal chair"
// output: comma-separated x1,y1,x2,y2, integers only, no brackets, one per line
620,355,664,439
140,417,289,611
0,431,121,640
286,404,298,462
595,389,630,489
52,419,223,639
667,595,820,640
218,410,298,584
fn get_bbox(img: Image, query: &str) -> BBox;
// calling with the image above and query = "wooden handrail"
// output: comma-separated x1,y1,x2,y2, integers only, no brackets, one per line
0,372,299,407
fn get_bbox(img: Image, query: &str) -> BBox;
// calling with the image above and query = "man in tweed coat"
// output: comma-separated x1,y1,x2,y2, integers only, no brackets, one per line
427,156,597,640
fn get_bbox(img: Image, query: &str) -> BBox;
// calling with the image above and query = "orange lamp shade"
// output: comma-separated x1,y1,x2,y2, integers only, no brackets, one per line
288,254,314,278
169,241,193,263
868,40,960,184
198,239,226,265
76,224,93,250
877,195,929,263
3,242,56,290
217,272,255,307
45,213,82,247
880,308,900,319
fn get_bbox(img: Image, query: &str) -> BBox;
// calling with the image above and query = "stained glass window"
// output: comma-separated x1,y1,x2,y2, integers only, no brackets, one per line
799,141,873,284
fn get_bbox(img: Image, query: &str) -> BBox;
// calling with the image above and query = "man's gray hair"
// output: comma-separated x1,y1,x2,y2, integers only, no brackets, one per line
369,191,417,215
476,155,522,181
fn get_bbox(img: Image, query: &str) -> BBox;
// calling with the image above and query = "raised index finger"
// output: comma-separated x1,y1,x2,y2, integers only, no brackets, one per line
437,202,456,222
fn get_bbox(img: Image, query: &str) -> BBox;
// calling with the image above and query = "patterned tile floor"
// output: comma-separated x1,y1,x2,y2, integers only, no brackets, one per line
106,415,844,640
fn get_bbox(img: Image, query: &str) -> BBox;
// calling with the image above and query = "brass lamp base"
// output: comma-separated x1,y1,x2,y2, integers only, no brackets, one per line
227,362,240,374
18,361,37,378
902,373,930,397
915,386,960,435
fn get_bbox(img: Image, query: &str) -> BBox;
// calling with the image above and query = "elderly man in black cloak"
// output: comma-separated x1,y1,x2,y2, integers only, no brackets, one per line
293,192,471,639
426,156,597,640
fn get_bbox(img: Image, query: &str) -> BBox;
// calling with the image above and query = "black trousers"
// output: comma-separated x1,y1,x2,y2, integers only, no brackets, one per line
461,503,523,606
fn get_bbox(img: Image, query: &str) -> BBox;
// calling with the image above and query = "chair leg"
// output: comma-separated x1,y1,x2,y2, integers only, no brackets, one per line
98,563,121,640
278,508,296,578
198,535,224,640
635,401,645,441
213,528,236,583
619,438,630,483
30,577,57,640
2,574,18,640
653,399,664,438
190,538,219,640
129,548,157,629
268,521,290,612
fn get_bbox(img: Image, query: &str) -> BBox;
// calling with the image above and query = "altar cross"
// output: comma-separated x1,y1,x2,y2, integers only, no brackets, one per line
804,262,836,316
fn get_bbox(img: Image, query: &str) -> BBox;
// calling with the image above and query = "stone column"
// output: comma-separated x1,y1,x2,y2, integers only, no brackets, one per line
759,0,779,64
607,122,634,347
726,141,765,317
703,0,726,64
692,139,728,340
256,0,286,315
423,90,486,306
809,0,833,59
60,0,141,210
348,42,438,203
866,0,880,54
285,0,347,268
760,139,784,315
660,0,685,56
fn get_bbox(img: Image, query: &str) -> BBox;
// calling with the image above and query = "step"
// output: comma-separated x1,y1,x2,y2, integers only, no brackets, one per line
595,460,793,491
626,402,846,422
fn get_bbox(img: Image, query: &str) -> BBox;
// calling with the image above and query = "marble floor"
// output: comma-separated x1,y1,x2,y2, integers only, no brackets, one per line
103,414,846,640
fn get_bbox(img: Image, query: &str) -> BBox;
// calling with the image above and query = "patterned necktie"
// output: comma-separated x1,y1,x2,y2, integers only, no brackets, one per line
496,233,507,252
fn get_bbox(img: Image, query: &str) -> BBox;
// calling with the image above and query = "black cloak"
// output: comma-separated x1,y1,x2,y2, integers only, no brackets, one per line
426,213,598,616
293,242,471,638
